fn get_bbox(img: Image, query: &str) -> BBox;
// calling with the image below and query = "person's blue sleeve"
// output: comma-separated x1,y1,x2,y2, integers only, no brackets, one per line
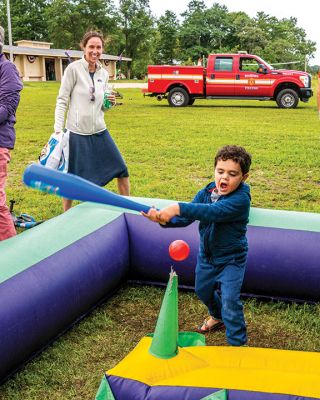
0,63,22,124
178,190,250,224
161,215,193,228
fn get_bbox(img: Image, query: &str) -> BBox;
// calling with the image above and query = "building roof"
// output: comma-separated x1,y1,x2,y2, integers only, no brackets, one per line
2,45,131,61
15,40,53,47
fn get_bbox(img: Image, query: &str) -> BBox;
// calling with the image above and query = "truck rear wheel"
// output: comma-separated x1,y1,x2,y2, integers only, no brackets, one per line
276,89,299,109
168,88,190,107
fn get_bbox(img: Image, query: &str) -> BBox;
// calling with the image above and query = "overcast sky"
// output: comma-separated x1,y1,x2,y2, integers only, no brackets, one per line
148,0,320,65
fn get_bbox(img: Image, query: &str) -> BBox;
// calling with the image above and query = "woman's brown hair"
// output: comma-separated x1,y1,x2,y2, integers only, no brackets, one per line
80,31,105,49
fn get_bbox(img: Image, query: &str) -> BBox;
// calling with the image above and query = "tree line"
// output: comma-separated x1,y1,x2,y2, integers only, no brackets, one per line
0,0,317,78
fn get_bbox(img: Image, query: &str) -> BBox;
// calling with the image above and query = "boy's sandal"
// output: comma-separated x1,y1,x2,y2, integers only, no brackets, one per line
197,317,225,334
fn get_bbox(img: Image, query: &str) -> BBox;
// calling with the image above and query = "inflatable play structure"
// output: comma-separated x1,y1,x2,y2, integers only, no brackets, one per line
1,198,320,398
96,271,320,400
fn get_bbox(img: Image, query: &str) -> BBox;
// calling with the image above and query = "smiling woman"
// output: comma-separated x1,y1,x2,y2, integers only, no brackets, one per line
53,31,130,212
82,33,103,70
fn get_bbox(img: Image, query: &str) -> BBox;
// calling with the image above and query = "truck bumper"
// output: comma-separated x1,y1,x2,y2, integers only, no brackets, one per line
300,88,313,102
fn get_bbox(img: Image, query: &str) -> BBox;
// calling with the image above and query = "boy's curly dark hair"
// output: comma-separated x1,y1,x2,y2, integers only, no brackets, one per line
214,145,252,175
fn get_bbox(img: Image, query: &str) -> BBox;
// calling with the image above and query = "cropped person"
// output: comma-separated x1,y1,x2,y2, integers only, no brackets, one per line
0,26,23,241
142,145,252,346
54,31,130,212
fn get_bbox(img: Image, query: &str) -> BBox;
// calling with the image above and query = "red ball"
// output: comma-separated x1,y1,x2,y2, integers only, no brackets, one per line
169,240,190,261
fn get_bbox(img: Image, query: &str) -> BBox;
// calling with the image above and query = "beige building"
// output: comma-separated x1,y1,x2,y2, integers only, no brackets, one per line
3,40,131,82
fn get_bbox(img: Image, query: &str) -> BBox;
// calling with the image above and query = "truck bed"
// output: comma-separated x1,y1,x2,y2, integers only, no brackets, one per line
147,65,205,94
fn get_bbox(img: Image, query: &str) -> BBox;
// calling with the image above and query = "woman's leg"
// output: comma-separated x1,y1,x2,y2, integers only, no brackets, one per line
62,198,73,212
0,149,16,240
117,177,130,196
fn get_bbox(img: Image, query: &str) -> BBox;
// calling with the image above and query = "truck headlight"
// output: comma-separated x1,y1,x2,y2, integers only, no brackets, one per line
299,75,309,87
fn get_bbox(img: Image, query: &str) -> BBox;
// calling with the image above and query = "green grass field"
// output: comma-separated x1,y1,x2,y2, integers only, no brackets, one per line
1,81,320,399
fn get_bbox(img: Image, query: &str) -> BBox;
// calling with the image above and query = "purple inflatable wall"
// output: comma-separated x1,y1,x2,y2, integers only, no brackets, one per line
126,214,320,303
0,215,129,382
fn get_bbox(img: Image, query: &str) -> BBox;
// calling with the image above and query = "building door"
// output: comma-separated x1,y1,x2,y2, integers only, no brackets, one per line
45,59,56,81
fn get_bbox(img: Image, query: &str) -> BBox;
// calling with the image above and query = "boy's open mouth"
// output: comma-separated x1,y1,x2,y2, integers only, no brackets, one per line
220,183,228,190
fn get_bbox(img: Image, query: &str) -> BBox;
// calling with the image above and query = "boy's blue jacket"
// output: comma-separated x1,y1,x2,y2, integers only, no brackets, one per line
167,181,251,264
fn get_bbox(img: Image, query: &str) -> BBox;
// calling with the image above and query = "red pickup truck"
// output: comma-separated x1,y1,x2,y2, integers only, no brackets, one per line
143,53,313,108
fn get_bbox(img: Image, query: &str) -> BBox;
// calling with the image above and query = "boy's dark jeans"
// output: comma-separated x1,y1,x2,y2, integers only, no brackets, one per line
195,255,247,346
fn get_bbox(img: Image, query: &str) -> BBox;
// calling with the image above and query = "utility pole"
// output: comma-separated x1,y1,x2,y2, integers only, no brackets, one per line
317,68,320,119
6,0,13,62
304,55,307,72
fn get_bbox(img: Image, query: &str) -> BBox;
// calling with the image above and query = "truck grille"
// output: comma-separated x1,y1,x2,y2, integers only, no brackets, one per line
307,74,312,88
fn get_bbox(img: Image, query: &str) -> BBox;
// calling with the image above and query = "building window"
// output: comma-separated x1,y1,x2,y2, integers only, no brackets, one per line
27,55,37,63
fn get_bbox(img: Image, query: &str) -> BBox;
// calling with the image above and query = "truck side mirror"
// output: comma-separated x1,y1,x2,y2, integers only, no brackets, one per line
258,64,267,74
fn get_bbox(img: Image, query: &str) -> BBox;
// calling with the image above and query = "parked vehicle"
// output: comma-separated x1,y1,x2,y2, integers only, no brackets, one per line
142,53,313,108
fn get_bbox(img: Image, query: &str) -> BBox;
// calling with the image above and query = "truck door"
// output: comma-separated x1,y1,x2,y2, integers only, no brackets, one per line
206,56,235,96
235,56,274,97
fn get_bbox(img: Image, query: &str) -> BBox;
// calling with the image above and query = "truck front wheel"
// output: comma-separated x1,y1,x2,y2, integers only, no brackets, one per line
168,88,190,107
276,89,299,109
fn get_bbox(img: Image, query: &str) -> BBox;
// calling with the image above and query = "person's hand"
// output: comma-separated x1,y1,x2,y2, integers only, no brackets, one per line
141,207,162,223
106,92,116,106
157,204,180,224
141,204,180,224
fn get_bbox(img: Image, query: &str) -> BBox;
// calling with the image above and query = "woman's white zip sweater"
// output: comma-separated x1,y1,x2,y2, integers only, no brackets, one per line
54,57,108,135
